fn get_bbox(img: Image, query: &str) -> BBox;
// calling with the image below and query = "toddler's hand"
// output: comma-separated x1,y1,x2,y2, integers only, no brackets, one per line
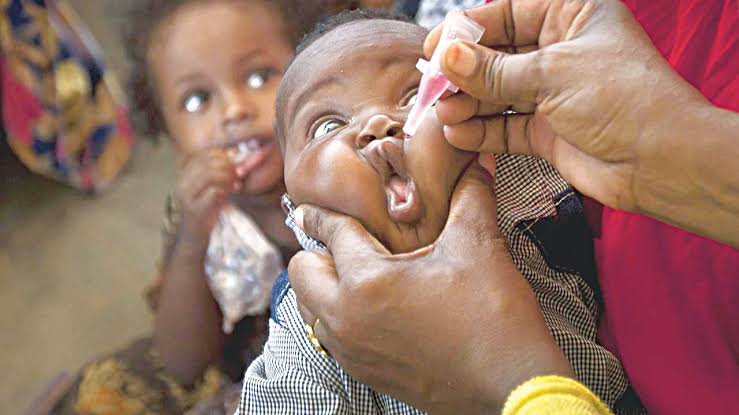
174,148,243,242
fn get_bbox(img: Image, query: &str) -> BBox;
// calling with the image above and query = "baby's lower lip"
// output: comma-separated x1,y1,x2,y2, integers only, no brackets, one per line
386,176,423,224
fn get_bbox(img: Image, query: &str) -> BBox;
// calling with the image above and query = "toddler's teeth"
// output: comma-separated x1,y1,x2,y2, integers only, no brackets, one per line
230,142,252,164
246,139,261,151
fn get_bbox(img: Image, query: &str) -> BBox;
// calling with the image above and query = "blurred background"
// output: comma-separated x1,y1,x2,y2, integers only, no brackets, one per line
1,1,175,412
0,0,418,412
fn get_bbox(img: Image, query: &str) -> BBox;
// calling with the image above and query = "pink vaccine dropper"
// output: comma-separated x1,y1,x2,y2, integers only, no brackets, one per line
404,11,485,137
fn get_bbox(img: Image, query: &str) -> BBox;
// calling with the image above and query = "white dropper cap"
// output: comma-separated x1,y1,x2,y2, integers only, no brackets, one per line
403,10,485,136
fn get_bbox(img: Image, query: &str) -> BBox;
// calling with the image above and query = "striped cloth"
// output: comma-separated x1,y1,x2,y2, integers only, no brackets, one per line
237,154,631,414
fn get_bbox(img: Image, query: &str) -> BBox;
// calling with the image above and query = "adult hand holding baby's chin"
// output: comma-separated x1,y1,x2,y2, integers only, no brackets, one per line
289,159,574,414
426,0,737,245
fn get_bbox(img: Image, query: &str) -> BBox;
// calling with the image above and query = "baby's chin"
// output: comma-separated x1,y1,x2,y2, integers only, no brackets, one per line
384,216,448,254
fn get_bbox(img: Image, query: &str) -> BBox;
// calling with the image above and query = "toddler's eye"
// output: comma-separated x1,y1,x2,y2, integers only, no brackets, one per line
313,118,346,139
246,69,273,90
183,91,209,113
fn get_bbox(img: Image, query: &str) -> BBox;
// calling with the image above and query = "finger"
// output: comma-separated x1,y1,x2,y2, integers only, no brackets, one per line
288,251,341,346
190,170,240,200
423,0,552,59
497,44,540,54
295,205,390,266
190,186,227,215
547,136,627,209
435,93,510,126
180,150,234,183
183,158,239,197
438,161,501,251
444,113,536,155
290,251,338,315
441,41,543,106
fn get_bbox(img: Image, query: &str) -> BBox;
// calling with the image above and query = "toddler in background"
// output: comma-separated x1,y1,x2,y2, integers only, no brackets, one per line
54,1,335,413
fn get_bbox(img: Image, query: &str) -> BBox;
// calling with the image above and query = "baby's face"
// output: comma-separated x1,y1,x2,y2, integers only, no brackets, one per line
149,0,293,195
280,20,473,253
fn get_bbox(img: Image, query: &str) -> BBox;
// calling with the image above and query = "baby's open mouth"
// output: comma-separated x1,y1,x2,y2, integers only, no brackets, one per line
373,139,423,224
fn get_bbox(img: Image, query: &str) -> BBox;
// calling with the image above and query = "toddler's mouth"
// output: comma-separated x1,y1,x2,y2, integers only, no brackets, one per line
225,136,275,171
371,139,423,224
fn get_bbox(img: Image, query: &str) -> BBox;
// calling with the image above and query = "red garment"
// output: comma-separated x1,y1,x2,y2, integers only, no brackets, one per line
596,1,739,414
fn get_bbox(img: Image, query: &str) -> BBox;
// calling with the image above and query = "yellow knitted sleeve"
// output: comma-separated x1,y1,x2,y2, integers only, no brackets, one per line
502,376,614,415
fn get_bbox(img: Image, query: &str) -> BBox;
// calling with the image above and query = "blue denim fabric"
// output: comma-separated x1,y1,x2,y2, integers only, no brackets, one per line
270,270,291,326
395,0,421,18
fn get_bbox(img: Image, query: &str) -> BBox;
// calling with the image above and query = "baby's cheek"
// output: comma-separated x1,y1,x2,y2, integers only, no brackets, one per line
287,144,386,227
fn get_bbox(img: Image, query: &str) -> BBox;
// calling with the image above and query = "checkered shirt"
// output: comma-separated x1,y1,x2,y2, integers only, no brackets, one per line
237,154,630,414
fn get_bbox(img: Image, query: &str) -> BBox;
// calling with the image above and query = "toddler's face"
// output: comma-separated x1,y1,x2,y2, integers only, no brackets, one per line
280,20,474,253
149,1,293,194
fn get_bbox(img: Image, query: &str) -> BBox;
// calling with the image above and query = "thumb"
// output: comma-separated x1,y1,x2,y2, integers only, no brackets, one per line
439,159,502,253
441,41,543,106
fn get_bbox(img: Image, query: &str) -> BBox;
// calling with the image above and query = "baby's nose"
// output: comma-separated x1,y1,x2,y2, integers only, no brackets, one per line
356,114,403,149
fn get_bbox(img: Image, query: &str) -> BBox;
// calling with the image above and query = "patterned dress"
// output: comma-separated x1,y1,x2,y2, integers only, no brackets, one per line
0,0,133,192
54,197,275,415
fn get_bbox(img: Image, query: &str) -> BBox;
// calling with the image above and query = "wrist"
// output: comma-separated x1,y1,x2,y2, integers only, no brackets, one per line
470,247,575,412
633,96,739,243
503,376,611,415
175,223,211,257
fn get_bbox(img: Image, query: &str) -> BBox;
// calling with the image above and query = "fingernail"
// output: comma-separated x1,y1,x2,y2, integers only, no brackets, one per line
446,42,477,77
294,207,305,229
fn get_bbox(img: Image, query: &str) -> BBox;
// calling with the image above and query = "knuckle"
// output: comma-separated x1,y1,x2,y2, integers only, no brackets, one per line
287,251,310,276
325,217,361,247
301,206,321,235
483,52,505,101
331,314,357,345
532,51,549,79
347,270,385,302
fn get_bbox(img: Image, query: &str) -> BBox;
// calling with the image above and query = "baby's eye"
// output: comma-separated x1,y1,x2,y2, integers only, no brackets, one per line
313,118,347,139
183,90,209,113
246,69,273,90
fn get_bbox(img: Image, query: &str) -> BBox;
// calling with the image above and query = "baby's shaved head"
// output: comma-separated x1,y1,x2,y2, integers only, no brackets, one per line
275,9,424,150
272,10,471,254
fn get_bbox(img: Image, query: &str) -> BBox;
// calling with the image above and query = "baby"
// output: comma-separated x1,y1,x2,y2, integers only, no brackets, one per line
238,9,633,414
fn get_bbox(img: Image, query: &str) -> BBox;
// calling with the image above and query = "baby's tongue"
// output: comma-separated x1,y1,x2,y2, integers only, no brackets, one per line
388,175,408,204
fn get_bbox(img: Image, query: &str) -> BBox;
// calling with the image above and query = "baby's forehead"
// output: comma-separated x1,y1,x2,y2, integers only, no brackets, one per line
277,20,426,143
289,19,425,85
